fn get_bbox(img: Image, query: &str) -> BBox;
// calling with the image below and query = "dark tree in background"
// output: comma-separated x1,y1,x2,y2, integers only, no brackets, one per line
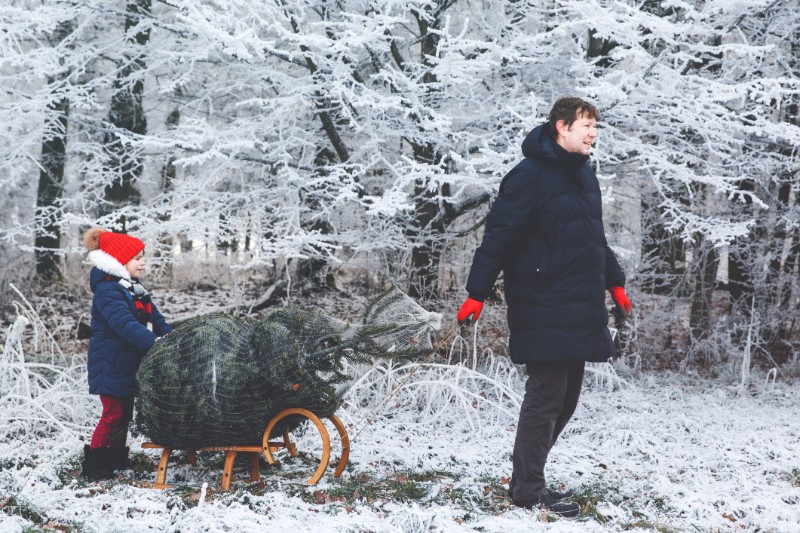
34,19,75,282
100,0,151,230
404,1,450,301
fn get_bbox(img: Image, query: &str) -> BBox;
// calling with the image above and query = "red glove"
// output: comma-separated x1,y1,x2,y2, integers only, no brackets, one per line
457,297,484,323
609,286,631,315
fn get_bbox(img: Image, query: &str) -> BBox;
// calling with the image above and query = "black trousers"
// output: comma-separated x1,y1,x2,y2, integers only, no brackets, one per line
508,359,585,502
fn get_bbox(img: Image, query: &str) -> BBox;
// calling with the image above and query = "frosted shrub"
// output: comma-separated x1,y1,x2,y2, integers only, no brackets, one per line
1,289,91,441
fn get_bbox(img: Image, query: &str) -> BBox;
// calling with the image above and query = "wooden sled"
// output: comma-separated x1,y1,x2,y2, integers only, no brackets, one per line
141,408,350,490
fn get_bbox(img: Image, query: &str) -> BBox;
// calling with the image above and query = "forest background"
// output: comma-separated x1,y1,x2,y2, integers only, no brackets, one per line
4,0,800,372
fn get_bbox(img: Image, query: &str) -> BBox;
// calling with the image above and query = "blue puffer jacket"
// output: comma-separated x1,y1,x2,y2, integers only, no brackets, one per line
87,267,171,396
466,123,625,364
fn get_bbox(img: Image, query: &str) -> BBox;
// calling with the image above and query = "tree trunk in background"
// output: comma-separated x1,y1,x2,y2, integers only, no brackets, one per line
760,179,793,361
407,153,446,301
100,0,151,229
779,96,800,349
294,147,338,292
34,20,74,282
217,212,239,254
772,89,800,362
279,1,344,292
406,3,447,301
35,96,69,282
728,180,756,315
639,189,687,296
756,94,800,363
155,108,179,279
587,28,617,70
688,236,719,340
787,215,800,357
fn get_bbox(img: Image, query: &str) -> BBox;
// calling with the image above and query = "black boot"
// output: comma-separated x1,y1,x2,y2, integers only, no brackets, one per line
547,487,575,501
513,492,580,518
80,445,115,480
108,446,130,471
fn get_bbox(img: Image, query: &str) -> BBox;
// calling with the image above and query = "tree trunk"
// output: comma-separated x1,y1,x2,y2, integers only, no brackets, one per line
278,2,346,292
407,156,446,300
153,108,180,279
35,94,69,282
639,189,687,296
727,178,756,311
100,0,151,228
34,20,74,282
405,3,447,301
688,237,719,340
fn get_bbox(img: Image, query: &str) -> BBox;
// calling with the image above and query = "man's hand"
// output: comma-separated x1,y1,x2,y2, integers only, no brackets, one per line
457,297,484,323
609,286,631,316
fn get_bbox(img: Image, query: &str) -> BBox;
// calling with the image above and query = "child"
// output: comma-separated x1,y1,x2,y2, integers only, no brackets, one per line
80,228,172,480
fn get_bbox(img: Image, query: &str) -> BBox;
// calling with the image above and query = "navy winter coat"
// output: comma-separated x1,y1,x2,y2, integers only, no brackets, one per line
466,123,625,364
87,267,171,397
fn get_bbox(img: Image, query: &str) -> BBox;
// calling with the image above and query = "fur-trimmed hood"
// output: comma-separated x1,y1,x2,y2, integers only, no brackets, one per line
87,249,131,280
88,250,131,294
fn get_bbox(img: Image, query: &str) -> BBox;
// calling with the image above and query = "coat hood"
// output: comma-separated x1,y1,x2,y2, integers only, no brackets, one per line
521,123,590,170
89,266,117,293
88,247,131,293
87,249,130,281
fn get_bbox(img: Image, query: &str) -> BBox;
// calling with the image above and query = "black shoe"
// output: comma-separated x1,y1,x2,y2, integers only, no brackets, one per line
513,492,580,518
80,445,116,480
547,487,575,501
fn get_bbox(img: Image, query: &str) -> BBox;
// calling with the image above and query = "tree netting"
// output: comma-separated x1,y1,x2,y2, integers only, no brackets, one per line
134,287,442,448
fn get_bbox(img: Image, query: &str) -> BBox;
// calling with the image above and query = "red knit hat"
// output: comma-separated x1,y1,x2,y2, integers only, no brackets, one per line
83,228,144,265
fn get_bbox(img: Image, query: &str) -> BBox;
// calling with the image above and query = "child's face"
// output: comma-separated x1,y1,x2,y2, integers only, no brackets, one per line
125,250,146,278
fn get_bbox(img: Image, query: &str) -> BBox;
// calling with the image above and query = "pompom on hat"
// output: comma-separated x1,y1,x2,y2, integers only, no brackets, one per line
84,228,144,266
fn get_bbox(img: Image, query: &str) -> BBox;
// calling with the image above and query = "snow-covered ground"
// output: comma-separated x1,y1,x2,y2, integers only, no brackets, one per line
1,331,798,532
2,286,799,532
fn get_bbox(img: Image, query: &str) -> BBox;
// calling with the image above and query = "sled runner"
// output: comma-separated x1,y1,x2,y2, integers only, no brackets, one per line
141,408,349,490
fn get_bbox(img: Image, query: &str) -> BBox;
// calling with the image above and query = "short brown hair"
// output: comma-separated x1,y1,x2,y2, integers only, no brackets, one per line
548,97,600,137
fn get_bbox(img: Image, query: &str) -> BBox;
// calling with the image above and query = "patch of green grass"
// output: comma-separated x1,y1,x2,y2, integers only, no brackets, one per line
274,452,334,481
128,451,156,475
388,474,429,501
169,484,206,509
21,525,84,533
2,496,85,532
439,474,512,515
618,519,681,532
56,450,86,485
0,458,37,471
581,485,682,531
305,468,449,507
573,482,616,522
4,496,45,525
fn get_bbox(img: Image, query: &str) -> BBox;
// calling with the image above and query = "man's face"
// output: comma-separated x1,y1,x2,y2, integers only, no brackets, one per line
556,113,597,156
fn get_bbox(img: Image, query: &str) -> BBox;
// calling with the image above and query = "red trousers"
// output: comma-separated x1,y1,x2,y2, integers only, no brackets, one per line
90,395,134,448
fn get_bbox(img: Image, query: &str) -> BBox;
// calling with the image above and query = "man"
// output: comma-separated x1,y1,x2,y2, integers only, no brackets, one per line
457,96,630,517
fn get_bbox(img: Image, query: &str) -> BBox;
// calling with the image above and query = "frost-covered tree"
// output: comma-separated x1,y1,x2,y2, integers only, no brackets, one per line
719,1,800,364
1,0,799,366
